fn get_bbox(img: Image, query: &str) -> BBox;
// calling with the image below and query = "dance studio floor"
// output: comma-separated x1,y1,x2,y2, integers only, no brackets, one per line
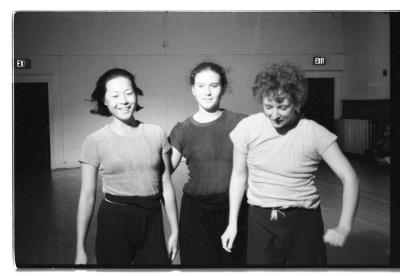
13,155,390,267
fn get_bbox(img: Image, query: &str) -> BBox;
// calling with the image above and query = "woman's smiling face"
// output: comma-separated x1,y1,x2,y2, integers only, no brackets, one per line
191,69,223,112
104,76,137,123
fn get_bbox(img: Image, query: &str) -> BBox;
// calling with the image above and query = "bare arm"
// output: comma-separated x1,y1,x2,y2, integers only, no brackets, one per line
322,142,359,247
75,163,98,264
169,146,183,174
161,152,179,261
221,147,248,252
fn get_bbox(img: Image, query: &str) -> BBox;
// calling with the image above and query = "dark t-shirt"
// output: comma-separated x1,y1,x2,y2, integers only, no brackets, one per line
169,110,246,196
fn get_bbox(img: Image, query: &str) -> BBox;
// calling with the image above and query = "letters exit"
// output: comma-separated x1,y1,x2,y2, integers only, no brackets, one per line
15,59,31,69
313,57,326,65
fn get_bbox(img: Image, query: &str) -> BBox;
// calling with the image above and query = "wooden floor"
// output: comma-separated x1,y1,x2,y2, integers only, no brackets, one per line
13,155,390,267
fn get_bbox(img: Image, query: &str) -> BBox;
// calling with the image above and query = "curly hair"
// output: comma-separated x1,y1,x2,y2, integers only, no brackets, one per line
90,68,144,116
189,62,228,94
252,62,308,107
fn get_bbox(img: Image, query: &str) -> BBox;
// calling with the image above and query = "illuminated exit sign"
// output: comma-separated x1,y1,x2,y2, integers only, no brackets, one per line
313,57,326,65
15,58,31,69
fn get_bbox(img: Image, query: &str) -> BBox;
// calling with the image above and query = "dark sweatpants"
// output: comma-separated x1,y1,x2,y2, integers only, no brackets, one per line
95,194,169,266
247,205,327,266
179,193,247,267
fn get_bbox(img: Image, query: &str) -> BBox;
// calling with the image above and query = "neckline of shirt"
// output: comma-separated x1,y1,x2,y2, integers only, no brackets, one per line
189,109,227,127
107,122,144,138
260,112,304,136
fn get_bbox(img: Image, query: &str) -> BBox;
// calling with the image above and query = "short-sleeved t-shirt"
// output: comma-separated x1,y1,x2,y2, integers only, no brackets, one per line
169,110,246,195
230,113,337,209
79,123,171,196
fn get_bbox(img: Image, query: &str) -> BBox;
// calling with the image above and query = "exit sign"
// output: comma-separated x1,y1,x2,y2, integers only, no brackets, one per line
313,57,326,65
15,58,31,69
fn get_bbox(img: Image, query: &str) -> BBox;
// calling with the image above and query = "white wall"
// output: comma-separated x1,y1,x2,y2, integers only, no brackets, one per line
13,12,389,169
343,12,390,99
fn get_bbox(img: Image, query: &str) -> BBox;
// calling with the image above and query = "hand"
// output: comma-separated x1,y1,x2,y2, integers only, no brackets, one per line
167,233,178,262
221,224,237,253
75,248,88,265
323,225,351,247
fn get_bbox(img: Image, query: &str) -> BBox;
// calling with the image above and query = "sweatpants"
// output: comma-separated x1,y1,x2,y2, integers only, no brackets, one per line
179,193,247,267
95,194,169,266
247,205,327,266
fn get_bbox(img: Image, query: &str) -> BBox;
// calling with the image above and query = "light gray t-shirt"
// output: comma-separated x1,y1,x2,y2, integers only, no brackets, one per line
230,113,337,209
79,123,171,196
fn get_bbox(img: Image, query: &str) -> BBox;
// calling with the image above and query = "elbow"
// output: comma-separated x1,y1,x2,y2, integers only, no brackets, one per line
80,188,96,205
341,172,359,190
230,172,247,188
350,171,359,187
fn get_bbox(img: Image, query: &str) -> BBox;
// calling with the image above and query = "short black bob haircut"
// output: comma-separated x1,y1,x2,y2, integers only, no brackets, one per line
90,68,144,116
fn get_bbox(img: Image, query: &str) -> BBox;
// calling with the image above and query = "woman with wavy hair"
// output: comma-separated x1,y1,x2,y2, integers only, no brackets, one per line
222,62,359,265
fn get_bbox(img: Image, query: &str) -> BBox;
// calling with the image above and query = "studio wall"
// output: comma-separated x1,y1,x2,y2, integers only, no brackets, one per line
13,12,390,169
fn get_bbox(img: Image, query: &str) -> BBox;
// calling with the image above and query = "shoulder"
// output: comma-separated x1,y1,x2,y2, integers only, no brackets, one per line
300,118,330,132
299,119,336,143
81,125,110,152
300,118,337,155
239,112,264,125
84,125,110,141
170,116,192,132
224,110,248,121
231,113,263,135
141,123,166,135
296,118,317,134
301,118,318,126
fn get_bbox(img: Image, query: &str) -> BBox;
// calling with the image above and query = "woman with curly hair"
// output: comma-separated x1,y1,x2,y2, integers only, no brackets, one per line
221,62,359,265
75,68,178,266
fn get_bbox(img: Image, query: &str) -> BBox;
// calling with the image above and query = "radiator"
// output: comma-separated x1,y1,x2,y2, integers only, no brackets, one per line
338,119,375,155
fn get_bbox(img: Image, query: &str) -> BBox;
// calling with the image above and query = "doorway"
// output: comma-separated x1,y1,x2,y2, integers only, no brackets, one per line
14,82,51,173
14,82,51,266
302,78,335,132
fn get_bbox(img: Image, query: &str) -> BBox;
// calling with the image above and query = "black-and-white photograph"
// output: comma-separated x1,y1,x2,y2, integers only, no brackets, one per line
12,10,395,269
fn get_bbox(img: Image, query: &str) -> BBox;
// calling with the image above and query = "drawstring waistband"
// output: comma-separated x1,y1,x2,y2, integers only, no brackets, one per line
250,205,295,221
269,209,286,221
